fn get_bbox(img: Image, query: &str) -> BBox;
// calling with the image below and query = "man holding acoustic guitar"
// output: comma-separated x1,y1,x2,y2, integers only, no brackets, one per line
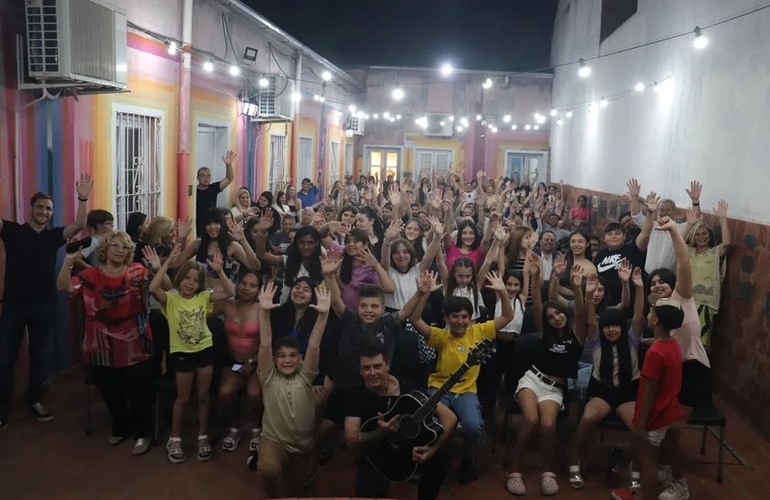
343,340,458,500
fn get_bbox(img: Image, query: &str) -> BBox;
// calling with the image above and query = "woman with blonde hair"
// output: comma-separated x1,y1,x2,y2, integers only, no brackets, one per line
230,187,258,225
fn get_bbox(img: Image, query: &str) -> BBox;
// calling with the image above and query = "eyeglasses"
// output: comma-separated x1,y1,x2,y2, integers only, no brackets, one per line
108,243,132,251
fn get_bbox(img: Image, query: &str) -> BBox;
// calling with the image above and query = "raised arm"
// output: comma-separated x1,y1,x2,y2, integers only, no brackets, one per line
528,252,544,334
56,250,82,294
584,273,598,340
360,247,395,293
253,209,283,268
630,267,645,334
226,218,261,272
659,216,693,299
635,192,659,251
408,270,442,338
303,283,331,372
713,200,731,257
419,216,444,272
257,282,281,369
218,150,235,190
570,264,587,344
63,174,94,239
685,180,702,219
149,244,182,305
321,253,345,318
207,251,236,302
627,178,643,217
486,270,514,331
380,219,403,271
617,258,632,310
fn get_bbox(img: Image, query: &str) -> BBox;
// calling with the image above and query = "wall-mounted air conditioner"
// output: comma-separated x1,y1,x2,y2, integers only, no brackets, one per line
23,0,127,91
256,75,295,121
423,113,453,137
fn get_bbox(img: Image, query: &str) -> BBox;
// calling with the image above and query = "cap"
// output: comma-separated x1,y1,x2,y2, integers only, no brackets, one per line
648,293,685,330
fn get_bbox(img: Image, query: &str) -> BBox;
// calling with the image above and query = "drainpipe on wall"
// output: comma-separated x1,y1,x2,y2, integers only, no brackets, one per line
289,50,302,184
318,92,327,198
176,0,193,219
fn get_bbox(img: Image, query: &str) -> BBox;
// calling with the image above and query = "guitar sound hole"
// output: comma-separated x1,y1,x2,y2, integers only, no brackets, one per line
398,416,420,440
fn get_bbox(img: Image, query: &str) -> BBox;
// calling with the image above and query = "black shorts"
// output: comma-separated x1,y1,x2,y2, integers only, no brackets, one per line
587,377,640,412
678,360,712,408
322,387,349,429
169,347,214,372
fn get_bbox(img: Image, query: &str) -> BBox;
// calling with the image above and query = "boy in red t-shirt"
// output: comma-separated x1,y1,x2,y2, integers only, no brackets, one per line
612,295,684,500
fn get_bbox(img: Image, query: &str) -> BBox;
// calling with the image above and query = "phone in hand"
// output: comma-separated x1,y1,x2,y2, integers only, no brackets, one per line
231,363,243,372
66,237,92,254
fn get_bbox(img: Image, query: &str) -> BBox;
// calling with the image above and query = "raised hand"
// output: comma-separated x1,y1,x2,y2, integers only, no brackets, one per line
585,273,598,294
631,267,644,288
527,251,542,277
553,253,567,277
384,219,403,242
645,192,660,214
427,215,444,236
655,215,677,231
686,180,702,202
227,217,245,242
222,150,236,165
685,207,700,226
142,245,161,271
207,250,224,274
320,252,341,275
358,247,378,267
493,224,509,243
176,218,192,241
626,178,641,199
312,208,326,226
258,282,280,310
484,270,505,291
430,195,442,210
389,186,401,206
570,264,584,288
617,258,632,282
76,173,94,200
308,283,331,314
167,243,183,266
713,199,729,218
417,270,442,294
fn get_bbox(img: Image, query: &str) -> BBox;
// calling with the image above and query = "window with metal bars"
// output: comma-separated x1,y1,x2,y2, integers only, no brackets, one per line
115,112,162,230
269,134,286,191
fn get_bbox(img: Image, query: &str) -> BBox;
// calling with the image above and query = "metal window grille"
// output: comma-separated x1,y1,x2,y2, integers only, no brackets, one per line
115,112,161,230
269,135,286,190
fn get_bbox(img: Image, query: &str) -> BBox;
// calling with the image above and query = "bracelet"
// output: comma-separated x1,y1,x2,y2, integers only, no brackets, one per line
78,196,88,202
692,202,700,206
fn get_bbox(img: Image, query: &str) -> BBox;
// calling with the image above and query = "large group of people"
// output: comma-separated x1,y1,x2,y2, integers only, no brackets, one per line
0,152,732,500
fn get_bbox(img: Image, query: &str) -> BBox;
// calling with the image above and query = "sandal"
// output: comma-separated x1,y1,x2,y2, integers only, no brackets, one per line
166,437,185,464
505,472,526,495
221,427,241,452
541,471,559,496
197,434,213,462
568,463,584,489
249,427,261,452
132,437,151,456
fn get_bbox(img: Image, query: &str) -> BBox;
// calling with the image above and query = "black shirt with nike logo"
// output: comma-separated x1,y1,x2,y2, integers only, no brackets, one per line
593,241,646,304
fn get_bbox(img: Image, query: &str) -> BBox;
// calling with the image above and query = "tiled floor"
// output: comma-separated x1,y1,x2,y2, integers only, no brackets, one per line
1,369,769,499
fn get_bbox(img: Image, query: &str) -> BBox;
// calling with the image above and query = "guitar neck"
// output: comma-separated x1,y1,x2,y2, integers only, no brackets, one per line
413,362,471,423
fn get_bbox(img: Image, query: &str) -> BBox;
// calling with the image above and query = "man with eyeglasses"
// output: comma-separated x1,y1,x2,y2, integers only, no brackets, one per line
0,174,93,430
195,150,235,236
79,209,115,267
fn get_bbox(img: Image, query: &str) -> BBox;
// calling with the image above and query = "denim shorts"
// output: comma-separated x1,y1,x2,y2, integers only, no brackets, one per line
515,369,565,406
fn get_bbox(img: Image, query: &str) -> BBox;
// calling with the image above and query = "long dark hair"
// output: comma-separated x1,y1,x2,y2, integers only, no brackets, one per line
358,206,384,239
285,226,322,285
541,300,573,341
597,307,633,387
455,219,482,250
446,257,479,315
196,208,230,263
126,212,147,241
271,277,319,353
340,228,371,285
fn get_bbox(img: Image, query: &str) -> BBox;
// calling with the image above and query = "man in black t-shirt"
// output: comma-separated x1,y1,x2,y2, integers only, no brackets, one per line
195,150,235,236
593,195,656,303
344,342,456,500
0,175,93,429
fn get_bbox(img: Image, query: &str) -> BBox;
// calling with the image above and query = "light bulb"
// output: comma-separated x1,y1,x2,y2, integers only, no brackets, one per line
348,105,356,113
440,63,453,77
259,77,269,88
491,126,498,133
321,70,332,82
229,65,240,77
482,77,493,89
456,126,463,132
578,58,591,78
503,114,511,123
534,113,546,125
383,112,391,119
396,114,402,120
524,124,531,131
550,109,558,117
391,87,405,101
566,111,573,118
373,113,379,119
635,82,646,93
167,41,178,55
203,60,214,73
556,119,564,126
290,91,301,102
313,94,321,101
693,27,708,49
475,114,482,121
511,125,518,130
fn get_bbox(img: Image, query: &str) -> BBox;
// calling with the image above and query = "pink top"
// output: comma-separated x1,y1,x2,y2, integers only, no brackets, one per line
570,206,591,222
224,319,260,355
670,291,711,368
446,242,485,270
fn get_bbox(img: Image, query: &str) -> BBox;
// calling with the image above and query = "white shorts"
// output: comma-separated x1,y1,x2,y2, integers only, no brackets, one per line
515,370,565,406
645,426,670,447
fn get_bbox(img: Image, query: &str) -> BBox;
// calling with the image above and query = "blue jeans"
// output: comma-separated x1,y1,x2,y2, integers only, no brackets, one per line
427,389,483,465
567,361,593,405
0,302,55,416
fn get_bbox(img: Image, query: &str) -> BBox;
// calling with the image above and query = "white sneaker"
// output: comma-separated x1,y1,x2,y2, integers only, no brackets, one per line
658,479,689,500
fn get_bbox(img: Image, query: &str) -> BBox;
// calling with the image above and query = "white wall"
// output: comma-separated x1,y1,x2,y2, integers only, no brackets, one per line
550,0,770,223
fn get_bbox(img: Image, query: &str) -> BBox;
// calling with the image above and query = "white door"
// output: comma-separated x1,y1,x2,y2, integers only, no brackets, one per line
345,143,354,177
298,137,313,183
196,125,230,205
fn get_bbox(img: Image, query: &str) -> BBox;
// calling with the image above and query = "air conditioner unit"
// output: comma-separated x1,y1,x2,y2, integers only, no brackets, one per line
23,0,127,91
256,75,295,121
348,115,365,135
423,113,453,137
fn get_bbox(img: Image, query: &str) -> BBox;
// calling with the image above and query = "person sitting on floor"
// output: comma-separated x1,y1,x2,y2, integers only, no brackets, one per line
344,341,457,500
253,281,331,497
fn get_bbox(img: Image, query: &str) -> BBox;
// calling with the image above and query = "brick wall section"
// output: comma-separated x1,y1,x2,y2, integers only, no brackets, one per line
559,185,770,439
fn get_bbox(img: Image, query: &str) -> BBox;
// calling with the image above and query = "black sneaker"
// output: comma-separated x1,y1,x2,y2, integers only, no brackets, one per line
29,402,54,423
0,416,8,431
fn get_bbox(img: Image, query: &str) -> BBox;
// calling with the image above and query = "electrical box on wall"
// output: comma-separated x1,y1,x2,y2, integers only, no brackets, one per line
593,195,599,208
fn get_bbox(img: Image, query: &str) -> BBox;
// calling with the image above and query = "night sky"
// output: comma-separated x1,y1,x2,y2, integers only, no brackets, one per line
245,0,559,72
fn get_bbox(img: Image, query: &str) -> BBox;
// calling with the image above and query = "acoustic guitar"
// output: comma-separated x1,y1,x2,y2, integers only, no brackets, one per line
360,338,495,482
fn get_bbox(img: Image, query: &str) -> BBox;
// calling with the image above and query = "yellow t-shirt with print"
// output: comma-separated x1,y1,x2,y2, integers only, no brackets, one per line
162,290,214,353
427,320,496,394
